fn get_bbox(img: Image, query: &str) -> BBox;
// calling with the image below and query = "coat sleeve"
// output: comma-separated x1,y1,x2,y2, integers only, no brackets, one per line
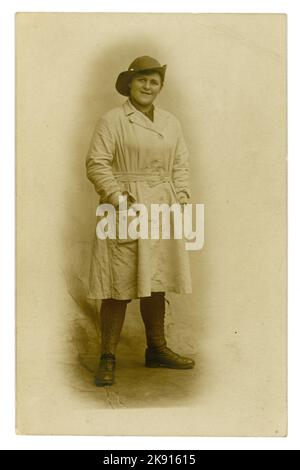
172,120,192,200
86,117,122,205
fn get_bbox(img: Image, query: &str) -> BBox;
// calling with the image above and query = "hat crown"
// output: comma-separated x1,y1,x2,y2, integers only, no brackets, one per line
128,55,163,72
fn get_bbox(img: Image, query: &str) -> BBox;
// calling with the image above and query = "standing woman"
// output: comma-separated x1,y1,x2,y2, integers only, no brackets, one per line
86,56,195,387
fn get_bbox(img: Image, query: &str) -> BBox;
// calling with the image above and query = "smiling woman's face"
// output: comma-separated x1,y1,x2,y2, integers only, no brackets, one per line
129,72,162,109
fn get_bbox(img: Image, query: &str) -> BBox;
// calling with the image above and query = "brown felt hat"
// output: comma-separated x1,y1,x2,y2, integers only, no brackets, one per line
115,56,167,96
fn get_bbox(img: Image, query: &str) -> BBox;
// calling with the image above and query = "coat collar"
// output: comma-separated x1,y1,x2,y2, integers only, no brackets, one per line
122,98,167,136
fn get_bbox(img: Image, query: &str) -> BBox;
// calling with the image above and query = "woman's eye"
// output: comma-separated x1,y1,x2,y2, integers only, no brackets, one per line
136,78,159,86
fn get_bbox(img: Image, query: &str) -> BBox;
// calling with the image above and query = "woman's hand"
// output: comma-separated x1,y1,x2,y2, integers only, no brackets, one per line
107,191,123,208
107,190,136,209
177,191,189,205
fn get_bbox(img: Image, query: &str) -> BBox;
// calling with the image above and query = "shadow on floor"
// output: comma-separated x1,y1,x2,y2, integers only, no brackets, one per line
68,343,201,409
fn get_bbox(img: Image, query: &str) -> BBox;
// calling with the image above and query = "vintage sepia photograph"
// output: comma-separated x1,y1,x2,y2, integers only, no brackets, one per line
16,12,287,436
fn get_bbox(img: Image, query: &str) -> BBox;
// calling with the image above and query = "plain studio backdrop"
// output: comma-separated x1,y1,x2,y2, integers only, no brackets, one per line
16,13,286,436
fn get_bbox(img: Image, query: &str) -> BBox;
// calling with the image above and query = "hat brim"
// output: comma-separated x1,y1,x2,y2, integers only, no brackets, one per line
115,65,167,97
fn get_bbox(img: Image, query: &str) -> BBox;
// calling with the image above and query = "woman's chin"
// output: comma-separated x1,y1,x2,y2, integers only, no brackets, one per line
136,95,154,105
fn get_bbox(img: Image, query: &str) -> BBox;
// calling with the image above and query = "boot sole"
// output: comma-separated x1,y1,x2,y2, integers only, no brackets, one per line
145,361,195,369
94,379,115,387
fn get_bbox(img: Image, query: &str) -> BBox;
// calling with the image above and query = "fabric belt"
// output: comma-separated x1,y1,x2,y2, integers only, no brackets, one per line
113,172,172,186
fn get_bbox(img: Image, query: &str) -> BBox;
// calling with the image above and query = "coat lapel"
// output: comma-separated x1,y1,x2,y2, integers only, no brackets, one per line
123,99,167,137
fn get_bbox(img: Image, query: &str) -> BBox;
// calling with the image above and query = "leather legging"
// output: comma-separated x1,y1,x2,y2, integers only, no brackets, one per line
99,292,166,355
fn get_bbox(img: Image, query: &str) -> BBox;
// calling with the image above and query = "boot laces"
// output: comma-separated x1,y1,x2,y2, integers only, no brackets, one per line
100,353,116,370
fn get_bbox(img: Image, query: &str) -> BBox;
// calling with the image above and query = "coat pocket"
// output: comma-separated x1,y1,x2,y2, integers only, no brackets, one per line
115,209,139,244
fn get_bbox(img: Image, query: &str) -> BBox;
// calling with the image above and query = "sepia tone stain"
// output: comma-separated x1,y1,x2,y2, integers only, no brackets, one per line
208,22,282,61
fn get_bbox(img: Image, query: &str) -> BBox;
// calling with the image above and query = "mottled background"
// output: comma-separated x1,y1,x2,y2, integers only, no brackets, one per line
16,13,286,435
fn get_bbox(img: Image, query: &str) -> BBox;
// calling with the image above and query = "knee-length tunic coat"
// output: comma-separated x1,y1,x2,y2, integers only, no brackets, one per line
86,98,192,300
